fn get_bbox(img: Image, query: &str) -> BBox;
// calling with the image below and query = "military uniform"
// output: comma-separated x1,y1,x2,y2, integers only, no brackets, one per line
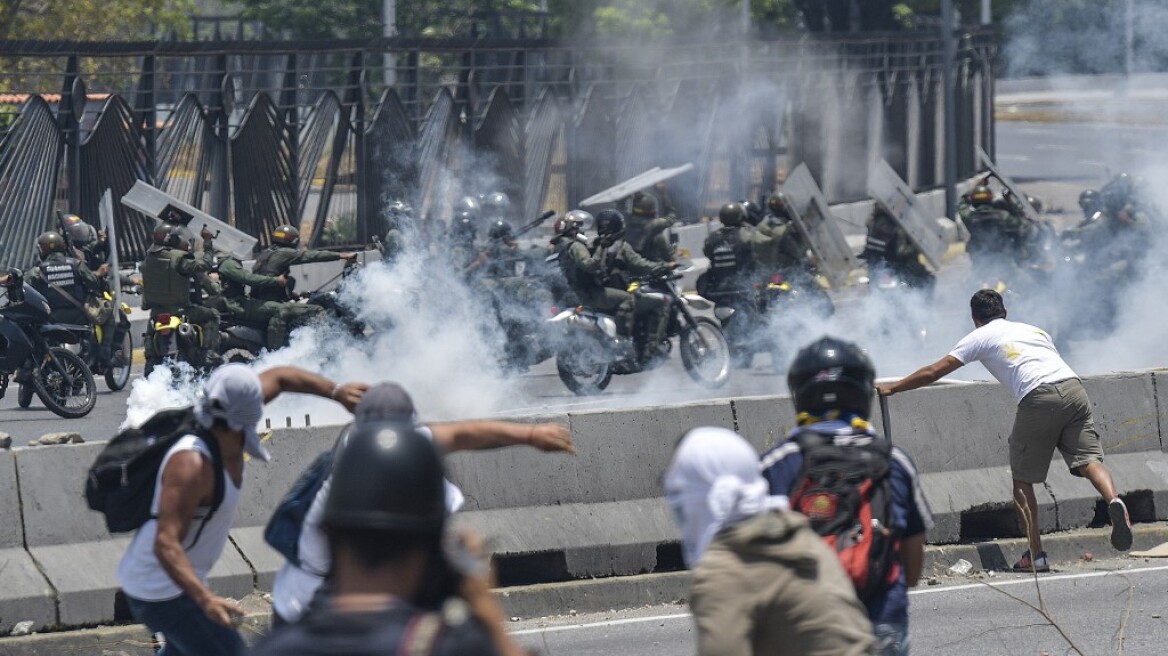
24,252,116,354
212,252,322,350
251,244,343,301
626,215,677,263
140,243,221,358
585,237,672,354
861,212,934,291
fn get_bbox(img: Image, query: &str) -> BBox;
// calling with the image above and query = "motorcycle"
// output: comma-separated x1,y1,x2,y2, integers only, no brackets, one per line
549,270,731,395
0,270,97,418
143,310,214,377
48,290,134,394
710,273,835,372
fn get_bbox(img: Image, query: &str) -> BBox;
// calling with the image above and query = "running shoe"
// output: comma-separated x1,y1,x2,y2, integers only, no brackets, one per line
1011,550,1050,573
1109,498,1133,551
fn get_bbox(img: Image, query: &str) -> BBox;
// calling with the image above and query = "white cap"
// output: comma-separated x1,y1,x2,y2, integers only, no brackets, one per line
194,364,268,462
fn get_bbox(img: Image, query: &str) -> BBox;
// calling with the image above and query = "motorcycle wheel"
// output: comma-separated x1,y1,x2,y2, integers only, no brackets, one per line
104,330,133,391
31,347,97,419
17,383,34,408
679,317,731,389
555,337,613,396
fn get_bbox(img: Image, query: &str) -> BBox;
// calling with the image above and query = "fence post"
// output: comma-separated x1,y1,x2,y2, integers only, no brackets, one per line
61,55,81,214
135,55,158,182
210,54,231,222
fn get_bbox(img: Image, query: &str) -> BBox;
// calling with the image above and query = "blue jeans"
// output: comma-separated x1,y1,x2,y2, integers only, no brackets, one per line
126,593,244,656
874,622,909,656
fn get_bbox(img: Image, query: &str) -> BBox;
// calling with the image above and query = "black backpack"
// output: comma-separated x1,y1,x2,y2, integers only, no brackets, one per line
263,448,335,571
788,429,900,602
85,407,225,539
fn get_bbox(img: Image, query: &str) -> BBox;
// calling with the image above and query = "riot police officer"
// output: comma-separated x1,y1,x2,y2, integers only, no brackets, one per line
701,202,756,297
756,193,816,284
593,209,675,359
860,206,935,293
251,225,357,302
380,200,411,263
480,191,513,228
24,231,115,362
625,192,677,263
210,244,314,352
140,224,223,361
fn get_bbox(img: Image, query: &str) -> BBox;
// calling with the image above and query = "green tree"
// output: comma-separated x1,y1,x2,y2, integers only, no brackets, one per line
233,0,545,40
0,0,193,40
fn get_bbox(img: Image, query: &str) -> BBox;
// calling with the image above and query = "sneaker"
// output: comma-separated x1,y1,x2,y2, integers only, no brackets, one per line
1011,550,1050,573
1109,498,1133,551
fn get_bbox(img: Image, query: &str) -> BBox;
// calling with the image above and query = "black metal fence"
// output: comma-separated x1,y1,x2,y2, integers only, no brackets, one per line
0,30,995,267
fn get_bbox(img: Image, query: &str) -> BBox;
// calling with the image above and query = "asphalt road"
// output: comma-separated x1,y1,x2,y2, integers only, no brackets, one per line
513,560,1168,656
995,120,1168,182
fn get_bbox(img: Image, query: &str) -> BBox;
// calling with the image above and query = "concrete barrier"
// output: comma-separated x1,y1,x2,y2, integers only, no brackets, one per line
3,371,1168,632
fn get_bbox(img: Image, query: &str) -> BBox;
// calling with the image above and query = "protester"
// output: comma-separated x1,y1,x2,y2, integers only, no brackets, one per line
269,381,575,625
876,289,1131,573
763,337,931,655
251,419,525,656
663,426,876,656
116,364,367,656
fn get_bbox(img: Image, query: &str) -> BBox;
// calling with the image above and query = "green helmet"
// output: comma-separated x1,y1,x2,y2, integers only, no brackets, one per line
718,202,745,227
36,231,67,257
631,193,658,218
271,224,300,247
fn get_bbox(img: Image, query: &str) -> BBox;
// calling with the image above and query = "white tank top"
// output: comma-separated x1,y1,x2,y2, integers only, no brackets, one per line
117,434,242,601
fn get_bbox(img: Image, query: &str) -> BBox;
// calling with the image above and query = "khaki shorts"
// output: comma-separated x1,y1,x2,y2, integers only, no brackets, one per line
1009,378,1104,483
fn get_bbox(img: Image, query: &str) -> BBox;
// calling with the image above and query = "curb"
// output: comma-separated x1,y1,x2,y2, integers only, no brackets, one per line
3,524,1164,654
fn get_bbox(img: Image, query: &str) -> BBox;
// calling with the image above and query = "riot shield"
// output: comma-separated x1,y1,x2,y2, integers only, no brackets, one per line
99,189,120,301
866,159,947,270
580,163,695,207
779,164,857,289
121,181,257,259
977,146,1041,224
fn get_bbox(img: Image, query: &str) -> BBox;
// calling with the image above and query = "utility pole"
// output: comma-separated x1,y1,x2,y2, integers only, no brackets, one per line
941,0,958,221
384,0,397,88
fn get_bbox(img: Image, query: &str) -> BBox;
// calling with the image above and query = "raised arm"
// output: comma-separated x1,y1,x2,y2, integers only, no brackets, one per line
258,366,368,410
876,355,963,396
426,420,575,455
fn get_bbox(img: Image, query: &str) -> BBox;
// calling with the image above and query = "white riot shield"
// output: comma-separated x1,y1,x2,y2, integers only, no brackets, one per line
866,159,947,270
99,189,120,301
977,146,1041,224
580,163,695,207
121,181,258,259
779,164,856,290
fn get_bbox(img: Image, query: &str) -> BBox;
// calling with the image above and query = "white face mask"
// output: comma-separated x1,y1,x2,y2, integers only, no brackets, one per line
663,427,789,567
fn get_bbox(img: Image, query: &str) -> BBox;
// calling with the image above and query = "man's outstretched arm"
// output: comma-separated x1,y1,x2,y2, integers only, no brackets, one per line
427,421,576,455
876,355,963,396
258,366,368,411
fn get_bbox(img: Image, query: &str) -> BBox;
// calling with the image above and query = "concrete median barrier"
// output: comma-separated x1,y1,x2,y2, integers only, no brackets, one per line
4,371,1168,633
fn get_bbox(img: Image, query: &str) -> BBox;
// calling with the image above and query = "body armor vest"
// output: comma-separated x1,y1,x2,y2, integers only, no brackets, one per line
37,257,85,311
141,247,194,309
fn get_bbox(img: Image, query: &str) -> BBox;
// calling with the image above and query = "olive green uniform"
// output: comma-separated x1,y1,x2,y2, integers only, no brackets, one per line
627,215,677,263
140,244,221,357
250,244,342,301
25,252,117,355
212,252,321,350
591,238,672,353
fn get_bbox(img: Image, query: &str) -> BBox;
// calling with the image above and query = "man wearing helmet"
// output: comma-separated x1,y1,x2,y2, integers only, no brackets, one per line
961,185,1020,275
251,225,357,302
209,242,317,352
860,206,935,293
480,191,513,228
624,191,678,263
471,220,554,364
140,223,224,363
379,200,412,263
590,208,675,359
24,231,116,362
1062,175,1152,281
448,210,481,278
763,336,932,655
877,290,1131,574
544,210,593,306
755,192,820,287
701,203,762,364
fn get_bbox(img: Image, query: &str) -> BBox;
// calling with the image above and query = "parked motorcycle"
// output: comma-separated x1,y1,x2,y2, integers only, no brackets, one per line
0,270,97,418
550,270,730,395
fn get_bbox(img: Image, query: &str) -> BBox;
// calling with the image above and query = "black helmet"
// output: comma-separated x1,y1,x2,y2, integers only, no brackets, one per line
767,192,790,217
322,420,447,536
152,221,176,246
555,210,591,237
787,336,876,419
1078,189,1099,212
630,193,658,218
454,196,481,215
387,201,412,229
741,200,764,226
271,224,300,247
481,192,511,220
719,202,745,227
164,225,195,252
596,208,625,237
969,185,993,206
36,231,67,256
487,220,514,243
1026,195,1044,214
451,211,477,241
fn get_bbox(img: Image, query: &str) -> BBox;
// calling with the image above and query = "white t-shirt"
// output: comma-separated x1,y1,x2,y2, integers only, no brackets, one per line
117,435,243,601
948,318,1078,403
270,426,465,623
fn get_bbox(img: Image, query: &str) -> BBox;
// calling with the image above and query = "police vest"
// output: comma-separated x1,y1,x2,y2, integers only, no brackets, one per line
556,240,602,293
37,257,86,311
706,228,749,284
864,218,900,260
141,247,195,309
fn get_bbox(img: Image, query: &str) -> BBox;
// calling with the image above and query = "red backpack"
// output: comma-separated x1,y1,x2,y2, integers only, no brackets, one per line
789,429,900,601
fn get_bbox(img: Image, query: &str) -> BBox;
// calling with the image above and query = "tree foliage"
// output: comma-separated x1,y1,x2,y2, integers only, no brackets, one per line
0,0,194,41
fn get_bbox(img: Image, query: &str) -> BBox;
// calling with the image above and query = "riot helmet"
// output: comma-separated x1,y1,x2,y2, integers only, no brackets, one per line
164,225,195,252
630,193,658,218
741,200,764,226
487,220,515,244
271,224,300,247
555,210,592,238
718,202,746,227
451,211,477,242
454,196,481,215
152,221,176,246
1026,195,1044,214
386,200,412,229
36,231,67,257
787,336,876,419
767,192,791,219
322,419,447,537
969,185,994,207
596,209,625,238
1078,189,1099,213
481,192,511,221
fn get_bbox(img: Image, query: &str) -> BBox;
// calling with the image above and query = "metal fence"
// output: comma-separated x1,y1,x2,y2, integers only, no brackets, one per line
0,29,995,267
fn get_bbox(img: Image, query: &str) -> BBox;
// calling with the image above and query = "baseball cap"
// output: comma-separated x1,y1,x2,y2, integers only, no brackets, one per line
194,364,268,462
354,382,416,423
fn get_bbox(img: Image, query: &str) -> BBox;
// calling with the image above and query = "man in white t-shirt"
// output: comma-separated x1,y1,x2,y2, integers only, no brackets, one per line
117,364,367,656
875,289,1131,573
269,381,577,625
